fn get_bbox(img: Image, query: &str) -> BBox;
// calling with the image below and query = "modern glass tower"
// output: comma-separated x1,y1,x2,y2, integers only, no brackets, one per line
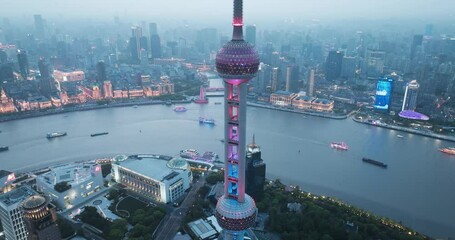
214,0,260,239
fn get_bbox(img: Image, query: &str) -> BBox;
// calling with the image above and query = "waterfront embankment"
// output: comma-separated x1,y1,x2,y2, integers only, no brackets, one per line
247,102,349,120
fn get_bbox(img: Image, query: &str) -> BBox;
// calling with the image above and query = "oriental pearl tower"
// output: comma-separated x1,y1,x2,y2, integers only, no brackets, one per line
214,0,260,239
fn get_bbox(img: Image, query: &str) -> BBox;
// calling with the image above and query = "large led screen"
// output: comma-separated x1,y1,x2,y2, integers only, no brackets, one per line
374,78,393,110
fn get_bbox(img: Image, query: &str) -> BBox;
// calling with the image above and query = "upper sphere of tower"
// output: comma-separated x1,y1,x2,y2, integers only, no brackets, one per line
216,40,259,83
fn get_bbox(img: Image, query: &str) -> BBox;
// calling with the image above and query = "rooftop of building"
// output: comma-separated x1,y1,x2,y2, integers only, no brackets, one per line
113,154,188,182
0,186,36,207
188,216,221,240
273,90,294,96
37,162,100,187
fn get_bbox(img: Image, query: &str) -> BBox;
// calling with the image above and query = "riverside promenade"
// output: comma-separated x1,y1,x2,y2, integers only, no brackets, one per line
352,117,455,143
247,102,349,120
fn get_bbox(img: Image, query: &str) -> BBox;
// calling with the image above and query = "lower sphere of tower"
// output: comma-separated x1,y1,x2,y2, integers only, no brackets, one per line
215,194,257,231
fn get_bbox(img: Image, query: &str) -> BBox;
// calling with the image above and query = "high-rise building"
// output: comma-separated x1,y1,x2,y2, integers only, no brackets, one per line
308,68,315,97
255,63,271,93
285,65,299,92
245,25,256,46
341,56,357,79
96,61,107,84
38,58,53,96
271,67,279,92
215,0,259,239
325,50,343,81
150,34,162,59
0,186,36,240
374,77,394,112
149,22,158,35
410,35,423,60
22,195,61,240
246,135,266,202
34,14,44,38
402,80,419,111
364,49,385,78
17,50,29,80
130,26,142,63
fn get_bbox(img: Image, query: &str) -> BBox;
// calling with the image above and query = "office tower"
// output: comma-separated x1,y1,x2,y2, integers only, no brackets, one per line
410,35,423,60
245,25,256,46
96,61,107,85
402,80,419,111
215,0,259,239
197,28,218,54
0,49,7,63
38,58,53,96
22,195,61,240
150,34,162,59
0,186,36,240
246,136,266,201
325,50,343,81
17,50,29,80
341,56,357,79
271,67,279,92
255,63,271,93
364,49,385,78
34,14,44,38
285,65,299,92
0,63,14,82
374,77,394,112
308,68,315,97
149,22,157,35
130,26,142,62
425,24,433,36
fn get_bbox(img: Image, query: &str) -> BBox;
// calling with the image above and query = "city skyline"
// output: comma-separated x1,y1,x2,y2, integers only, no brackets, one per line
1,0,455,22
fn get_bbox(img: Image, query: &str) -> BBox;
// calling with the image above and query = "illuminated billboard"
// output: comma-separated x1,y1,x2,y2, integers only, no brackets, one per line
374,78,393,111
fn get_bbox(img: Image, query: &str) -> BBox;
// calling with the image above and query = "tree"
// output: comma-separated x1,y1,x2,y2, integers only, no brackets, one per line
57,218,75,238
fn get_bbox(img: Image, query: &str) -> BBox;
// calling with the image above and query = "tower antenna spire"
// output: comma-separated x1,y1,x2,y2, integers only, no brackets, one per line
232,0,244,40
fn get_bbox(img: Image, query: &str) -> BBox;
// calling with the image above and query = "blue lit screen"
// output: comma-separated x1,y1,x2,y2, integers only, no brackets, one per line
374,79,393,110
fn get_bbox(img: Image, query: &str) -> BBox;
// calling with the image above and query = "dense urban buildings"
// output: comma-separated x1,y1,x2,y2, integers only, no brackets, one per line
245,136,266,201
21,195,61,240
35,163,104,209
214,0,259,239
111,155,192,203
0,186,36,240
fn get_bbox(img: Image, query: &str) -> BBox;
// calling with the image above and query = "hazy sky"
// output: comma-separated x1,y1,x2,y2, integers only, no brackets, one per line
1,0,454,23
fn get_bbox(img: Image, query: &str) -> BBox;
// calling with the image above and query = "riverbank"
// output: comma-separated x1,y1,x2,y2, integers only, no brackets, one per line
247,101,349,120
0,99,192,123
352,117,455,143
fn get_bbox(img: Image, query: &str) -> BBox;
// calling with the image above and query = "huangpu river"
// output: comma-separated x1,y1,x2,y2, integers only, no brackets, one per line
0,98,454,238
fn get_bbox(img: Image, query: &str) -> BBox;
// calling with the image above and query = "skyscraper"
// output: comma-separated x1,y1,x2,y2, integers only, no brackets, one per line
325,50,343,81
150,34,162,59
38,58,53,96
22,195,61,240
215,0,259,239
402,80,419,111
271,67,279,92
0,49,7,63
374,77,394,112
246,135,266,201
285,65,299,92
245,25,256,46
17,50,29,80
308,68,315,97
130,26,142,63
410,35,423,60
96,61,107,85
149,22,158,35
0,186,36,240
34,14,44,38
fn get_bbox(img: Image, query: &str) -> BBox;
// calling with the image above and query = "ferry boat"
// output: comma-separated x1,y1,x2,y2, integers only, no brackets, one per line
439,147,455,155
91,132,109,137
362,157,387,168
173,106,187,112
202,151,219,161
214,102,222,105
199,117,215,125
0,146,8,152
46,132,67,139
330,142,348,150
397,135,404,138
180,149,200,159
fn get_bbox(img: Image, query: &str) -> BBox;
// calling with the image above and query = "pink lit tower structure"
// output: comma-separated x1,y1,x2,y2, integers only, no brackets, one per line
214,0,260,239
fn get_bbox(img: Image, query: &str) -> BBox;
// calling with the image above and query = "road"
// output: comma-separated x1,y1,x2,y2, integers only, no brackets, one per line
153,177,206,240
